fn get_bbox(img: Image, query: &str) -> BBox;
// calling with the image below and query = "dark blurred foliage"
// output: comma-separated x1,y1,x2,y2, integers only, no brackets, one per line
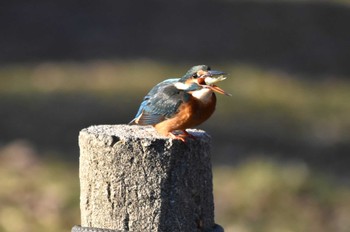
1,0,349,76
0,93,133,156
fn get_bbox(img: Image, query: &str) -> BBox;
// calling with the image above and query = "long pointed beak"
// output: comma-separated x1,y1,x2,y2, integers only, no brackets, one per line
204,70,231,96
196,69,231,96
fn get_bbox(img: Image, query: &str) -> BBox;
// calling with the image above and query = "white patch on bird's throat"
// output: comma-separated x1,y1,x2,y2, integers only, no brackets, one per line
191,88,213,103
174,82,189,90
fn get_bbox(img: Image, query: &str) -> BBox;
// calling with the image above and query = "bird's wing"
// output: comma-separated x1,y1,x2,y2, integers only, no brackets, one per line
132,78,179,119
129,78,188,125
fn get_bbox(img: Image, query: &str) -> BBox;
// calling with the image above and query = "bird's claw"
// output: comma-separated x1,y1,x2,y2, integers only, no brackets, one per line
169,131,196,142
181,130,196,139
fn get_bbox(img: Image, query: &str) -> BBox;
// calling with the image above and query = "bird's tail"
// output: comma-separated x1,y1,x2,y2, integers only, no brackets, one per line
128,118,137,125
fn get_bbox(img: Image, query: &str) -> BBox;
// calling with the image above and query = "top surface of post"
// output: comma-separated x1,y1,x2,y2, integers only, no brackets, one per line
81,124,211,145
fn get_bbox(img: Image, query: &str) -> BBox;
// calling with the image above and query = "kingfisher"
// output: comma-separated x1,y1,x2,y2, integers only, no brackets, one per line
129,65,230,141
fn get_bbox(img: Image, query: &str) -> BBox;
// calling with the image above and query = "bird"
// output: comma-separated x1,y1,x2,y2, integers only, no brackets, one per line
129,65,230,142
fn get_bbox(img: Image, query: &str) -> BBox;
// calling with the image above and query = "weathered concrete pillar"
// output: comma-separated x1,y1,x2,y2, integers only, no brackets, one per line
72,125,223,232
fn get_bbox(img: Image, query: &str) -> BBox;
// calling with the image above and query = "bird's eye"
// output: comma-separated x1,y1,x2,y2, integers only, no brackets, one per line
192,73,198,78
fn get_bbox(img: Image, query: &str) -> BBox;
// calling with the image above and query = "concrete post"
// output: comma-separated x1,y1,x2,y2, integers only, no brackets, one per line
72,125,223,232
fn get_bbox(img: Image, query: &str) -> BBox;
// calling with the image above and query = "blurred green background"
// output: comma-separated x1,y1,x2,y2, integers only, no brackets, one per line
1,1,350,232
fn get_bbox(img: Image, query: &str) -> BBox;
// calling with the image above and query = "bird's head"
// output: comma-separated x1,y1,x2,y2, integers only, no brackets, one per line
176,65,231,96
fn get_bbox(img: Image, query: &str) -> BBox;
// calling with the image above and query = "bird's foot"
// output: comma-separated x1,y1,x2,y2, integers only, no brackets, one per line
181,130,196,139
169,130,196,142
169,132,187,142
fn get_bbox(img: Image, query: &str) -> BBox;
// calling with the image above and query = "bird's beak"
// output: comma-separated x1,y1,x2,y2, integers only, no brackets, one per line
206,84,231,96
198,70,231,96
207,70,226,76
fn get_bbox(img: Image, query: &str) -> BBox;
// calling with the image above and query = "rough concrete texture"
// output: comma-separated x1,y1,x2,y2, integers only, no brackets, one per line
79,125,215,232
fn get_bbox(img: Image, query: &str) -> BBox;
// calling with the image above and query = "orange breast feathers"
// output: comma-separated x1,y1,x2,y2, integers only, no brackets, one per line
154,91,217,137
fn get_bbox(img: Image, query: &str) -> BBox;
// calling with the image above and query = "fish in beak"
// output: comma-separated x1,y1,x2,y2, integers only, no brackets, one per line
197,70,232,96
